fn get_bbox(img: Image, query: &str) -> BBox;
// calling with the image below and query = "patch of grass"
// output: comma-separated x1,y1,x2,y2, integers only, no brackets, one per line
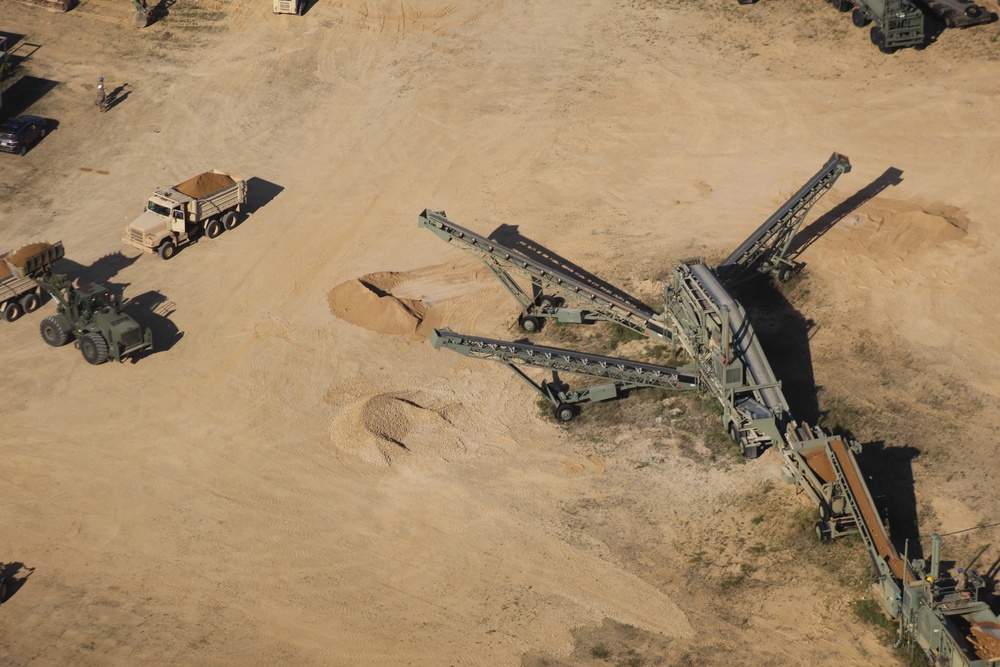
590,643,611,660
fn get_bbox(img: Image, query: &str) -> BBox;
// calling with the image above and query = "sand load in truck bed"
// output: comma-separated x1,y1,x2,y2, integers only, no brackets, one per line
174,172,236,199
6,242,54,269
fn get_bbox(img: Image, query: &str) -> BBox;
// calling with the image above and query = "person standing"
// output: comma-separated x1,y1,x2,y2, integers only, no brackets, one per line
96,77,107,112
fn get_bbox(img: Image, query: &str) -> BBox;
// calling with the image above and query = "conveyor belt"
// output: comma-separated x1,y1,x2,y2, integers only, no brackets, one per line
828,438,908,580
419,210,670,339
719,153,850,286
431,328,697,390
688,263,788,413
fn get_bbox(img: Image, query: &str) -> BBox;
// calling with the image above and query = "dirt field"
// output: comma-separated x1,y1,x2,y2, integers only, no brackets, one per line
3,1,1000,665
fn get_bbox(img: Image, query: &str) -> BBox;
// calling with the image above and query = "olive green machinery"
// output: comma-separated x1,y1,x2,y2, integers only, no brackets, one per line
422,153,1000,665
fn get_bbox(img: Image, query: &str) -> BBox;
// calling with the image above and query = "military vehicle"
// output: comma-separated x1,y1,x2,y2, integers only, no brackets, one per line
36,273,153,365
122,170,248,260
0,241,60,322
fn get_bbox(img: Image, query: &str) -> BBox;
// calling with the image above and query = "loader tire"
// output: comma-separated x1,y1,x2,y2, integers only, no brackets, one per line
80,332,110,365
20,292,40,313
2,301,23,322
40,317,71,347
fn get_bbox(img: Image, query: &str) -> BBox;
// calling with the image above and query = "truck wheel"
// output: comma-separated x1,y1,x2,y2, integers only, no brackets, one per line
40,316,71,347
221,211,240,230
158,240,177,260
852,8,871,26
80,332,110,365
2,301,23,322
205,219,223,239
20,293,40,313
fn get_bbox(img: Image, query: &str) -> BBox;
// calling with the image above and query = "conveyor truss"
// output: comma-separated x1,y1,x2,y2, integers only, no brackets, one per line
420,152,1000,665
418,209,671,340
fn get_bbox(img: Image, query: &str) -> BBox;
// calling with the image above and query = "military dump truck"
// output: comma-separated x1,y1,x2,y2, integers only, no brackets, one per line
122,170,248,260
0,241,62,322
834,0,925,53
35,270,153,365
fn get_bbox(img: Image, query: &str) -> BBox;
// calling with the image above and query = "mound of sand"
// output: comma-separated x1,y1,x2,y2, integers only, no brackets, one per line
329,391,465,468
173,171,236,199
328,272,429,338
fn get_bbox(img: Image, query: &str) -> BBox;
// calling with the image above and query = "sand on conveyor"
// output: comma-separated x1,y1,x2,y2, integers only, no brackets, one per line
173,171,236,199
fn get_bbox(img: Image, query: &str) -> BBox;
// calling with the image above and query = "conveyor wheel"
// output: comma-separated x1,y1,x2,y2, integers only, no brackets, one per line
519,315,542,333
554,403,578,422
814,521,832,542
538,295,561,310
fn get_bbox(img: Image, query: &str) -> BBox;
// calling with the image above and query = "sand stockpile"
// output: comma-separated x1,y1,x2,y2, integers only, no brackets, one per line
328,272,430,338
173,171,236,199
328,391,466,468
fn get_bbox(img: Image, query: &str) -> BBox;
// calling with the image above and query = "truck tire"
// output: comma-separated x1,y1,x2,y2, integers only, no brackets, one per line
2,301,23,322
158,240,177,260
205,219,223,239
80,332,110,365
40,316,71,347
832,0,851,11
852,8,871,26
222,211,240,230
20,292,40,313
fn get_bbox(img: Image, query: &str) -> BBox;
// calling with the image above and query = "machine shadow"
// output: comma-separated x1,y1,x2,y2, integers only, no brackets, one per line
734,277,819,424
487,223,653,312
54,252,141,299
854,440,923,560
1,76,60,119
123,290,183,359
787,167,903,260
0,562,34,604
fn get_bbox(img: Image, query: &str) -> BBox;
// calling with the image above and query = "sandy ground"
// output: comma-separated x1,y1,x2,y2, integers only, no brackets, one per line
2,0,1000,665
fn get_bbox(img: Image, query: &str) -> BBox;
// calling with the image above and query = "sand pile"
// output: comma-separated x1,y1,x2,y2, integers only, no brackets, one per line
327,272,429,338
173,172,236,199
970,621,1000,660
329,391,465,468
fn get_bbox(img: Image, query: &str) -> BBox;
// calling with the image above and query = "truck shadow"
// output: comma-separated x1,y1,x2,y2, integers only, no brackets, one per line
0,562,34,604
121,290,183,359
487,223,655,312
244,177,284,216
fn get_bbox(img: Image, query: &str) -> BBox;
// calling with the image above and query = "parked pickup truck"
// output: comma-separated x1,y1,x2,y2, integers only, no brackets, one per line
122,170,248,260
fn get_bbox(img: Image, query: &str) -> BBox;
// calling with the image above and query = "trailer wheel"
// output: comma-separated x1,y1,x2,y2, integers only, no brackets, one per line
743,444,760,460
852,8,871,26
2,301,23,322
205,219,223,239
158,240,177,260
20,293,40,313
728,422,740,443
222,211,240,230
519,315,542,333
814,521,832,542
554,403,578,422
80,332,110,365
40,317,71,347
538,295,561,310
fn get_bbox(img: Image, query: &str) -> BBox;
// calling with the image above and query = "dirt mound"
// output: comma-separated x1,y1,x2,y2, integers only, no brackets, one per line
329,391,465,468
327,272,429,338
173,171,236,199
